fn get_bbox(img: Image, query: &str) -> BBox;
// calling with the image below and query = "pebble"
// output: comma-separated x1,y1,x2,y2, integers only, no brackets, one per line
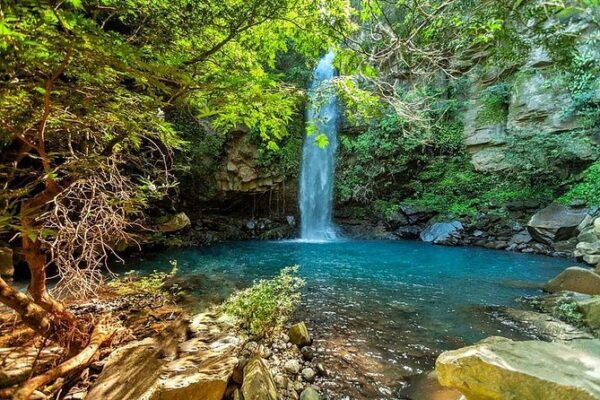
316,363,328,377
301,367,316,383
275,374,289,389
284,359,302,374
294,382,305,392
300,387,320,400
301,346,315,361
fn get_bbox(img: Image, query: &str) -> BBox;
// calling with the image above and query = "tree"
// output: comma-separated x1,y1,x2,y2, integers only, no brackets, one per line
0,0,355,396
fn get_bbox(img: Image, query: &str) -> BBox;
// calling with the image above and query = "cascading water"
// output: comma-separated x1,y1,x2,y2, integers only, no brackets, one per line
299,51,339,241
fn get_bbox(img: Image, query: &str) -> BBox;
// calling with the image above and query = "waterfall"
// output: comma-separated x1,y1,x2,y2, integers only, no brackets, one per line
299,51,339,241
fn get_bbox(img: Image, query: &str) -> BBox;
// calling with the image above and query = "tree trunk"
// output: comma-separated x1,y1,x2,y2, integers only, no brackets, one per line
0,276,53,334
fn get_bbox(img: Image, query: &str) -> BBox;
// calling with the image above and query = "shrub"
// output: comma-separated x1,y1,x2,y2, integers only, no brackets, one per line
555,301,584,326
559,160,600,207
108,260,179,296
223,266,305,337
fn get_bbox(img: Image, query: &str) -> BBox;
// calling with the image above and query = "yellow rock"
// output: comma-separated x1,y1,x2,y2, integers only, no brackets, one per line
288,322,311,347
436,337,600,400
242,357,278,400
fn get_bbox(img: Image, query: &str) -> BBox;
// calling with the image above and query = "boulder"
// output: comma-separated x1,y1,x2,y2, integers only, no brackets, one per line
242,357,277,400
527,204,588,244
394,225,421,239
283,359,301,374
0,247,14,277
420,221,463,243
545,267,600,295
508,231,532,245
578,226,599,243
399,205,436,224
301,367,316,383
501,308,592,341
578,297,600,335
436,337,600,400
575,241,600,264
595,217,600,236
87,313,240,400
288,322,311,347
157,212,191,233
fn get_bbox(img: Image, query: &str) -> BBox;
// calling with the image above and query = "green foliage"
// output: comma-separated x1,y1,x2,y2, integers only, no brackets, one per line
373,200,401,221
559,161,600,206
405,158,555,217
560,38,600,130
223,266,305,337
108,260,179,296
476,82,511,125
555,301,585,326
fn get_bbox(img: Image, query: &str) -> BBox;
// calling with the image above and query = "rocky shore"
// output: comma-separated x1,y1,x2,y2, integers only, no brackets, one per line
142,200,600,271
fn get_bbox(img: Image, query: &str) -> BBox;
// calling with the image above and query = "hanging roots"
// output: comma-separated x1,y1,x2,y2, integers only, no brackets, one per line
40,156,142,299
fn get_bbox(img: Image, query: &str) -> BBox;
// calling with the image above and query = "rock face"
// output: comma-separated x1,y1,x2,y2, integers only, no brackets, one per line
87,313,240,400
463,11,599,172
0,247,13,277
436,337,600,400
545,267,600,295
157,212,191,233
216,128,284,193
288,322,311,347
420,221,463,244
527,204,588,244
242,357,278,400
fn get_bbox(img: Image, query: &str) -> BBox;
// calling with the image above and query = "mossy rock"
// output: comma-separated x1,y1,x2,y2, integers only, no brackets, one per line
288,322,311,347
242,357,277,400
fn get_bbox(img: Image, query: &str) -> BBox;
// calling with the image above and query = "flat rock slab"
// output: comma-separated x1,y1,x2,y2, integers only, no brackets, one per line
503,308,593,341
87,313,241,400
0,346,63,388
436,337,600,400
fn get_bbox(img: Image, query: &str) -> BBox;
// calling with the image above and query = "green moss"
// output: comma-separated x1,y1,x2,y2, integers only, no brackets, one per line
559,160,600,206
476,82,511,125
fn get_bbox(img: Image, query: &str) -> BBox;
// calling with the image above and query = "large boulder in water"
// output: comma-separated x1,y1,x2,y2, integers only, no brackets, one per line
545,267,600,295
527,204,588,244
436,337,600,400
420,221,463,244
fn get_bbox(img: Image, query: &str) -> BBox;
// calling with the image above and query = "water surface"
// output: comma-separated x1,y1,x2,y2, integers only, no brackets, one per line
127,240,575,398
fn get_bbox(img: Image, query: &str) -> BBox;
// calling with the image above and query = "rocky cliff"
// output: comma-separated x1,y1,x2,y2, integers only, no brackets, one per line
463,8,600,172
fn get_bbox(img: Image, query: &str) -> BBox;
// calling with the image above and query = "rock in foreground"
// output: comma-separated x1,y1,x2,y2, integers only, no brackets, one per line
242,357,277,400
288,322,311,347
436,337,600,400
544,266,600,295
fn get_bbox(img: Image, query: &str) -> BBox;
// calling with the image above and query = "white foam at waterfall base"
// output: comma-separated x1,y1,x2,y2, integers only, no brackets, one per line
299,51,340,242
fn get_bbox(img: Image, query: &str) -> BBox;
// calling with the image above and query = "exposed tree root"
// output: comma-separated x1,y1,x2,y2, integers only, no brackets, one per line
13,323,114,400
